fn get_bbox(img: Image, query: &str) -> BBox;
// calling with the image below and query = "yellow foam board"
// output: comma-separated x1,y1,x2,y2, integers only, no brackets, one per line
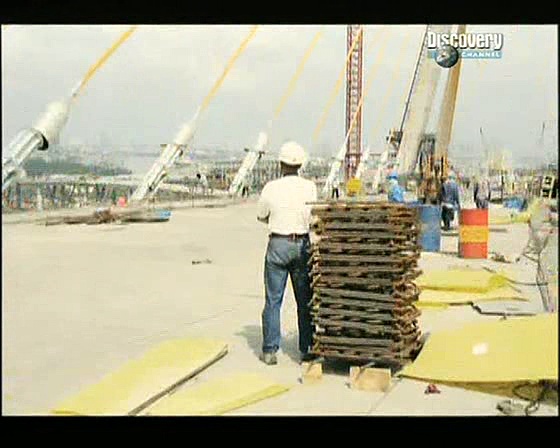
440,380,557,401
418,285,527,305
401,314,557,383
415,302,450,311
52,339,228,415
416,269,509,293
142,372,290,415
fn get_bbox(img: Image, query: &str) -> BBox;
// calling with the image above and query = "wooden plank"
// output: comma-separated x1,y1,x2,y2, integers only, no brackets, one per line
311,254,413,264
300,362,323,385
313,307,420,323
311,296,411,310
315,318,400,335
315,335,399,347
314,242,420,253
311,265,406,275
314,231,409,240
349,367,392,392
312,287,394,301
313,275,408,287
317,222,418,231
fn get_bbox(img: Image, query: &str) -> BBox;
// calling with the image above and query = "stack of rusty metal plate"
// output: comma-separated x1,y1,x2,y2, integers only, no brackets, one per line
309,201,423,367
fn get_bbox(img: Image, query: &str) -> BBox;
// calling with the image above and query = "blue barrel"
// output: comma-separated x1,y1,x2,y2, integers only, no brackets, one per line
413,204,442,252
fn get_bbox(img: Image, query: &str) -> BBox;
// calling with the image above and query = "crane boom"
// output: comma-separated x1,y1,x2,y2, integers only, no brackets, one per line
435,24,466,165
228,131,268,196
2,101,70,193
354,145,370,180
396,24,451,174
130,109,200,202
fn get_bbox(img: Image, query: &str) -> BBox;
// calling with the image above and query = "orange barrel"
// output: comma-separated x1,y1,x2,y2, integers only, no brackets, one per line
458,209,489,258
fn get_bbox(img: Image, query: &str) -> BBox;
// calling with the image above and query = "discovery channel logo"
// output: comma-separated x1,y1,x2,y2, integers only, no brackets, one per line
426,31,504,68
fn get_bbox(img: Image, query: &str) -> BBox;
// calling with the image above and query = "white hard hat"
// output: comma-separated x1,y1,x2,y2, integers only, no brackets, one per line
278,141,306,166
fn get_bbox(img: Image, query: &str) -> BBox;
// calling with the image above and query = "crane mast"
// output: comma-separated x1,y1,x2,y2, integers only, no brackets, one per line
344,25,364,181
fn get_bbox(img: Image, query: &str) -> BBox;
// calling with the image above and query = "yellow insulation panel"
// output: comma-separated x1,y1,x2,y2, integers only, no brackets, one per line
416,269,509,293
418,285,527,305
52,339,228,415
401,314,557,383
142,372,290,415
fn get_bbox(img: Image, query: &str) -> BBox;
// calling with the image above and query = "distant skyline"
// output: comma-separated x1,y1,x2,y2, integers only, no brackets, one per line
2,25,558,166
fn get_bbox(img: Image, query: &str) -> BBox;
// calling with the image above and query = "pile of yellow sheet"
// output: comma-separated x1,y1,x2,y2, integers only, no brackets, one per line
416,269,527,307
489,199,543,225
141,372,290,415
416,269,509,293
400,314,557,390
52,339,228,415
417,286,527,308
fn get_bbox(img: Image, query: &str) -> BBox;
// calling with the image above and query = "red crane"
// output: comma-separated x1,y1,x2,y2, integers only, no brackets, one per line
344,25,364,181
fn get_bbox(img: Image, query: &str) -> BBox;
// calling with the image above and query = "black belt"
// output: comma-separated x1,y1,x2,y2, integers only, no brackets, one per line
270,233,309,241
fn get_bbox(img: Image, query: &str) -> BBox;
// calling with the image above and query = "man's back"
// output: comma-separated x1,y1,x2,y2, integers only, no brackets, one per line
257,175,317,235
441,180,460,206
475,179,490,200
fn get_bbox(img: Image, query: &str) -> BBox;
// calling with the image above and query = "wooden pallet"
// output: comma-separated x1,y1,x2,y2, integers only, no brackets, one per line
308,201,422,367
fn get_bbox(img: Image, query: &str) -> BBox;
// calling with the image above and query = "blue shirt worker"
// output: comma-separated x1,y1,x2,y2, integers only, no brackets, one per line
257,141,318,366
440,171,461,230
387,171,405,203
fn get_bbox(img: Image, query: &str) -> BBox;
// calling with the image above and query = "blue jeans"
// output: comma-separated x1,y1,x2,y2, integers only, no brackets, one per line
262,235,313,355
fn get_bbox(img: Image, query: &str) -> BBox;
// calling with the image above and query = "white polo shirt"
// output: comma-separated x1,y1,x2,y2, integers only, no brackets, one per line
257,175,317,235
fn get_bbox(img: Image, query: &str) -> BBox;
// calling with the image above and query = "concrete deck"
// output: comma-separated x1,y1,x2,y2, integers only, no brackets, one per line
2,200,558,415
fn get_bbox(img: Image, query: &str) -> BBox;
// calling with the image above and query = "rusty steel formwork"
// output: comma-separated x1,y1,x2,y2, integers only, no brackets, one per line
309,201,423,367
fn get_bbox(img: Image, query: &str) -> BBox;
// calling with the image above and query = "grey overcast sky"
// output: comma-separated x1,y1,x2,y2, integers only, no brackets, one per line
2,25,558,164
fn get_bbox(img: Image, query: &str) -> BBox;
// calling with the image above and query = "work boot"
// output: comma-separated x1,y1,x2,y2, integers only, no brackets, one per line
260,352,277,365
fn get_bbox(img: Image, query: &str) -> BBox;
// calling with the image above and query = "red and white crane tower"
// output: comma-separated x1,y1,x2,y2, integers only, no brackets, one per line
344,25,364,181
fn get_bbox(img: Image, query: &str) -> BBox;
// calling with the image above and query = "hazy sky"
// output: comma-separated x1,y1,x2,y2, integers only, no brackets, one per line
2,25,558,165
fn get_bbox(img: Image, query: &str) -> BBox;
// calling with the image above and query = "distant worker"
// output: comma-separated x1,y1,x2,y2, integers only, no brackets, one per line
331,176,340,200
241,178,250,198
256,141,317,366
440,171,461,230
387,171,404,203
194,172,207,196
473,176,491,209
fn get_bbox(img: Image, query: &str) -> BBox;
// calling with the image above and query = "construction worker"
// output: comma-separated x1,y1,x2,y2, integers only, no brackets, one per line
331,176,340,199
241,178,250,198
473,175,491,209
440,171,461,230
196,173,209,196
387,171,404,203
257,141,317,366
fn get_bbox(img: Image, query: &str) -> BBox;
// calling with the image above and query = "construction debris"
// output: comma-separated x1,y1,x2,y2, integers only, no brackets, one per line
424,383,441,394
309,201,423,367
349,366,392,392
44,207,171,226
490,251,512,263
